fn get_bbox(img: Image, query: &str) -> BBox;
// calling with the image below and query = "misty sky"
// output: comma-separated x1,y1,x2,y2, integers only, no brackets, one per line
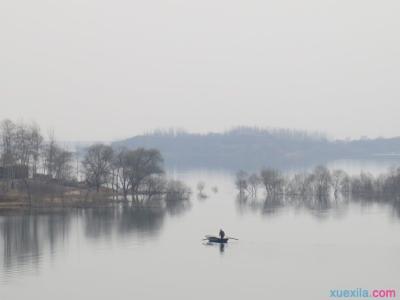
1,0,399,141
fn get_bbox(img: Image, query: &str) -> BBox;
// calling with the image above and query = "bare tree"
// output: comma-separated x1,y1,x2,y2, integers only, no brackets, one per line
0,120,46,200
54,148,73,181
382,167,400,200
165,180,191,214
196,181,207,199
82,144,114,192
43,132,57,178
260,168,284,196
124,148,164,199
112,147,131,199
235,170,248,195
14,122,32,167
286,173,309,196
0,119,16,168
30,123,43,176
331,169,348,198
310,166,332,198
248,173,261,197
197,181,205,194
141,175,166,201
351,172,375,198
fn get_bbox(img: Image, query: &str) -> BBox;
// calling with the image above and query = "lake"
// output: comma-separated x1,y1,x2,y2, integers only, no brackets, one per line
1,166,400,300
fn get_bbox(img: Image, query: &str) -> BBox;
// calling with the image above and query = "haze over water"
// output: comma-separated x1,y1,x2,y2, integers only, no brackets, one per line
2,0,400,298
1,163,400,300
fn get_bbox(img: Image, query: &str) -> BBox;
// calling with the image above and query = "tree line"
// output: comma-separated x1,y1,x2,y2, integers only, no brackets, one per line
0,119,72,181
113,126,332,170
235,165,400,202
0,119,190,204
114,126,400,170
82,143,191,202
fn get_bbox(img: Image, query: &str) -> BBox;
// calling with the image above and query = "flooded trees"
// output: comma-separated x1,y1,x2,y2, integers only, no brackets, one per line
122,148,164,199
350,172,375,199
331,169,349,198
234,165,400,214
83,146,166,200
112,147,131,199
260,168,285,197
248,173,261,197
382,167,400,200
165,180,191,214
80,144,191,205
310,166,332,198
235,170,248,196
196,181,207,199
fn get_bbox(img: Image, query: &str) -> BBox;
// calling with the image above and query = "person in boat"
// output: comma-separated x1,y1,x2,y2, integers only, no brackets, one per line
219,229,225,240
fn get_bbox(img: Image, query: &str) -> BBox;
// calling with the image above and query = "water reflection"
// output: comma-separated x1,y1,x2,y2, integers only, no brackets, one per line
235,165,400,220
203,241,226,254
351,195,400,220
0,211,71,277
0,200,191,278
81,203,179,240
236,192,400,221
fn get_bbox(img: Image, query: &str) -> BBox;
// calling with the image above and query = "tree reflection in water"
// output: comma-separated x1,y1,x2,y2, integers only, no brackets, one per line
235,166,400,219
0,195,191,277
236,191,400,221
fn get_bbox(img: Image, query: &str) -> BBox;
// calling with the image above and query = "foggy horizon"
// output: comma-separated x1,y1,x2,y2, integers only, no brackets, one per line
2,122,397,144
2,0,400,141
2,1,400,299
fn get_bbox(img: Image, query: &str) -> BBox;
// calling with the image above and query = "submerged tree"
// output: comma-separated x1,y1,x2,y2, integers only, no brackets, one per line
196,181,207,199
248,173,261,197
235,170,248,195
310,165,332,198
123,148,164,199
331,169,349,198
260,168,285,197
165,180,191,214
234,164,400,217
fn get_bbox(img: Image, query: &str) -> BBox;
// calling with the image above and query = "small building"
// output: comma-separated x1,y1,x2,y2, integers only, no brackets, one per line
0,165,29,180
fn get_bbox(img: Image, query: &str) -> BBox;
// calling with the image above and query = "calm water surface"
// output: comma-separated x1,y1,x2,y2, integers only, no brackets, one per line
1,168,400,300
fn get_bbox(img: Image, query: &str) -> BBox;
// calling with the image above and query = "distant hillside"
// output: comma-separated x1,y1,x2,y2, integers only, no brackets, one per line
112,127,400,170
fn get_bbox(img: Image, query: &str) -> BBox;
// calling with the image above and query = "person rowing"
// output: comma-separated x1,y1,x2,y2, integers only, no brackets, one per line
203,230,237,243
219,229,225,240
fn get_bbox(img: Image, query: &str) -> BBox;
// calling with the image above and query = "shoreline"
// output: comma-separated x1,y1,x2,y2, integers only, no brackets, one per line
0,198,127,213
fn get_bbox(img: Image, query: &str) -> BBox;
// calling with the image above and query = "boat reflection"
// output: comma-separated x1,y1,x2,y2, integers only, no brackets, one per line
203,241,226,254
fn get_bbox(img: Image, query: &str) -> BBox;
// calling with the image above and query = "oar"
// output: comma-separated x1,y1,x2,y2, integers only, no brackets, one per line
227,237,239,240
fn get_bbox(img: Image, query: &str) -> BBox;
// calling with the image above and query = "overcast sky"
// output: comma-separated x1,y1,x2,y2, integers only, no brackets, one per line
1,0,399,141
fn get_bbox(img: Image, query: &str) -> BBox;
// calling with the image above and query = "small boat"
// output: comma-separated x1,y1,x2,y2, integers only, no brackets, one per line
205,236,229,243
204,235,238,243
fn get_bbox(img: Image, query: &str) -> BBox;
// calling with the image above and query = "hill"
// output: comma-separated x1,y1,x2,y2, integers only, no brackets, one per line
112,127,400,170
